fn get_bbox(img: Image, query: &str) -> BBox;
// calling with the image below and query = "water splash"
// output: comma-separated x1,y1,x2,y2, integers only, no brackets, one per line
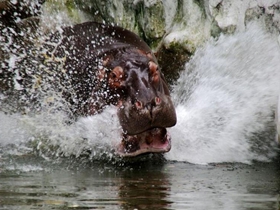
166,23,280,164
1,20,280,165
0,106,121,160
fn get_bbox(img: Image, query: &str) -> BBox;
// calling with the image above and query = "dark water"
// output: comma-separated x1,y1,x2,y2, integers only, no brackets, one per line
0,154,280,210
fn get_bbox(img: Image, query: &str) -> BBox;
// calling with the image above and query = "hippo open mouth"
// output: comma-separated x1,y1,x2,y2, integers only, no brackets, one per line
116,128,171,157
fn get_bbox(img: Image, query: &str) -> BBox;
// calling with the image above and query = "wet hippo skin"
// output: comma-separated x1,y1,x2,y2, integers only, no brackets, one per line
50,22,177,157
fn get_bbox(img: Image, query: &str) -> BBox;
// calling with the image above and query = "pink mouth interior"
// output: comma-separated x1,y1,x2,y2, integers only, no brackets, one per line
116,128,171,157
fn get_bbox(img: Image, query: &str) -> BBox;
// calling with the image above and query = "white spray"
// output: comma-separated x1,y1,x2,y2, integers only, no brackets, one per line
166,23,280,164
0,21,279,164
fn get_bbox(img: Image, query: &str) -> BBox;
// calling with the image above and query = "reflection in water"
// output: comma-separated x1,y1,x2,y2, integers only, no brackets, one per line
0,157,280,210
0,156,173,210
118,163,171,209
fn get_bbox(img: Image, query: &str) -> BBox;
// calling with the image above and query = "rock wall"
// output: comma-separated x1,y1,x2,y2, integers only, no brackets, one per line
35,0,280,82
41,0,280,51
2,0,280,53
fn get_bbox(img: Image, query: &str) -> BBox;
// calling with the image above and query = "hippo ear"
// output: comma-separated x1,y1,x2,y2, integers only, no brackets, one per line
148,61,160,83
108,66,124,88
97,56,113,82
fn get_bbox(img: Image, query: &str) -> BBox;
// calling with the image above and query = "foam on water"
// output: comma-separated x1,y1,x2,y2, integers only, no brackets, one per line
166,23,280,164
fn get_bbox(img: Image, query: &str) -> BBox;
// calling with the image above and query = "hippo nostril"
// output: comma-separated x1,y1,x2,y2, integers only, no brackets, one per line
151,97,161,107
155,97,161,106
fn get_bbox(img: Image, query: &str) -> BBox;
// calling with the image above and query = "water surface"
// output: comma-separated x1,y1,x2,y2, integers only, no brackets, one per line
0,156,280,210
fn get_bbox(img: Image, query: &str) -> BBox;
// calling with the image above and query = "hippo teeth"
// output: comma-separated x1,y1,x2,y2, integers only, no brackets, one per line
116,127,170,157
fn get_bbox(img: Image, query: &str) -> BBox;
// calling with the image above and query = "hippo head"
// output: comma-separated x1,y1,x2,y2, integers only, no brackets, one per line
55,22,177,157
98,49,177,157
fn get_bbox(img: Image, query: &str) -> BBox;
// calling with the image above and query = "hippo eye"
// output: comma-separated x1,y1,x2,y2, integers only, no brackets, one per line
111,72,117,79
148,61,159,83
108,66,124,88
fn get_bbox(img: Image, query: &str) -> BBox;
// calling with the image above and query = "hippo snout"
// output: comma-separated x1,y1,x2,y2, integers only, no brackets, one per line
117,93,177,135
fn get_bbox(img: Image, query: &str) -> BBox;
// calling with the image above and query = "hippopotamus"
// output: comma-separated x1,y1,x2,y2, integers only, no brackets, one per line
48,22,177,157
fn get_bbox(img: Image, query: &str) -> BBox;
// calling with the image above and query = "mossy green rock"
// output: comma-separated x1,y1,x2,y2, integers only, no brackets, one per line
39,0,223,53
73,0,140,35
135,0,166,48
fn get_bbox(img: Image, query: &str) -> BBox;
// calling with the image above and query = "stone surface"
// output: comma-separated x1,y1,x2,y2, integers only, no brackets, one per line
37,0,280,54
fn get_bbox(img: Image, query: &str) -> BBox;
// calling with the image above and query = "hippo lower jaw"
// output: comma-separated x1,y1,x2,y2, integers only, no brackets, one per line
116,128,171,157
